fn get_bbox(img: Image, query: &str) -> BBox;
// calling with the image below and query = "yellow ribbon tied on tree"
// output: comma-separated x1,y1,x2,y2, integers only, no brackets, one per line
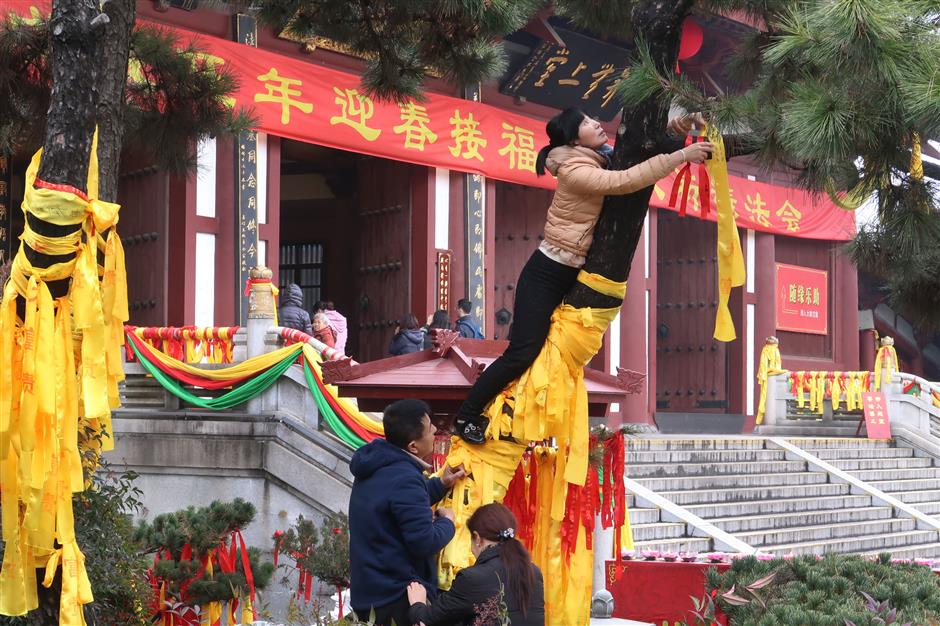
705,126,746,342
0,134,127,624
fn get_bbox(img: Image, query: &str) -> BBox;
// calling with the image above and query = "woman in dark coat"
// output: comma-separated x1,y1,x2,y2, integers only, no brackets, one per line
406,503,545,626
279,283,312,334
389,314,425,356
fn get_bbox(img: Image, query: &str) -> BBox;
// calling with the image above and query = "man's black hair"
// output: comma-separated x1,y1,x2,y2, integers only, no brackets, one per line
383,399,431,449
457,298,472,314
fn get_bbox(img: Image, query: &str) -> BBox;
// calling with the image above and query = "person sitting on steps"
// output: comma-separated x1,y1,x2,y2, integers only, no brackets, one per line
452,107,713,444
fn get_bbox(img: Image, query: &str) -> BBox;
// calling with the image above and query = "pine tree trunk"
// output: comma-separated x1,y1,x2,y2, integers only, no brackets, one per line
565,0,694,310
95,0,135,203
24,0,106,300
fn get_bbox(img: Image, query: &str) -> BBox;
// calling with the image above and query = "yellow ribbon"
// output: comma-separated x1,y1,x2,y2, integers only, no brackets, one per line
755,341,783,424
0,132,124,624
874,345,898,391
911,133,924,181
705,127,746,342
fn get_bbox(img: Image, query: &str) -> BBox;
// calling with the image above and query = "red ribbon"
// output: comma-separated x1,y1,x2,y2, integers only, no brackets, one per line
668,133,712,218
33,177,90,202
244,278,273,296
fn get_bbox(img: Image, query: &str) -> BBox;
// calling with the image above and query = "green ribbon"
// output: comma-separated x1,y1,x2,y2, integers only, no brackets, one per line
302,360,365,448
130,339,368,448
129,340,295,409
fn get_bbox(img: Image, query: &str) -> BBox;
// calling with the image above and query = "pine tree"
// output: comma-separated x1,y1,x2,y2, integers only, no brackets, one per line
134,498,274,613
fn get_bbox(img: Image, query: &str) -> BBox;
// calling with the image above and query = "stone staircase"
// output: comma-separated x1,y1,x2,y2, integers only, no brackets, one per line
626,437,940,558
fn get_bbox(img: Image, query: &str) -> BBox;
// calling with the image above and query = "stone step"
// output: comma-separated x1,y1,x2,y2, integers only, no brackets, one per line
889,489,940,504
628,508,661,525
783,438,893,449
630,522,688,541
627,438,766,451
759,425,863,437
845,467,940,482
709,506,894,533
825,457,934,471
804,447,914,459
633,471,829,492
762,529,940,557
868,478,940,493
649,482,850,506
626,449,786,464
862,543,940,559
630,537,712,553
905,501,940,516
683,494,874,519
737,518,917,548
626,459,807,478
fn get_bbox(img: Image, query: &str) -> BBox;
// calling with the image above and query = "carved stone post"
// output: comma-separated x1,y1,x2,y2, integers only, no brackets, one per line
246,265,276,414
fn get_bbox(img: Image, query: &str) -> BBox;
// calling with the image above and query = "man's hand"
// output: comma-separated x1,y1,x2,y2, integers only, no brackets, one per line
667,112,706,135
440,463,466,488
435,507,454,522
407,581,428,605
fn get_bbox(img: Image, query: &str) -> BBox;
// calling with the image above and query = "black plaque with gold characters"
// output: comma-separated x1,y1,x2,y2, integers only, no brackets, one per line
234,13,259,323
501,29,631,122
462,84,486,335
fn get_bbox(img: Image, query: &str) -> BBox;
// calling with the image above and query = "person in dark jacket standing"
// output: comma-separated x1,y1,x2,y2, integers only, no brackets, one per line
349,399,466,626
389,314,425,356
454,299,484,339
407,503,545,626
279,283,311,334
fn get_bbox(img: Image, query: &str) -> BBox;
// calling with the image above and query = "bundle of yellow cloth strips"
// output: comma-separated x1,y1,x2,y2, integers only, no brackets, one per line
0,135,128,625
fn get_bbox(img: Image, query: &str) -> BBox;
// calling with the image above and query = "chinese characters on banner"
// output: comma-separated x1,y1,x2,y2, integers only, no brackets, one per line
775,263,828,335
0,153,10,267
862,392,891,439
235,13,259,324
5,2,857,243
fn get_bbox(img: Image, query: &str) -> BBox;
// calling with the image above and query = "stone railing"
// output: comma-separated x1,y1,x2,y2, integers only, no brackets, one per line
762,369,940,440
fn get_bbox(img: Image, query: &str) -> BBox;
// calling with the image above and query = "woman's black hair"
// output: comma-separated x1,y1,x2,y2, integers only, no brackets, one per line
399,313,419,330
429,309,451,330
467,503,537,617
535,107,588,176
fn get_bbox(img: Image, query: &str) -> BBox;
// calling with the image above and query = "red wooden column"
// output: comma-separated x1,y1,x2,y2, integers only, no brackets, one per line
214,136,236,326
167,173,197,325
618,210,656,426
411,167,436,321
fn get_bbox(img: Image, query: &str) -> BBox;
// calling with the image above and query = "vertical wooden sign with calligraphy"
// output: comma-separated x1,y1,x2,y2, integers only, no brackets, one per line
462,84,486,336
0,153,11,267
234,14,259,324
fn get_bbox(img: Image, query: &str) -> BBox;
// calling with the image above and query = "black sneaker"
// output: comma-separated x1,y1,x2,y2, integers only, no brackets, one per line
454,414,488,444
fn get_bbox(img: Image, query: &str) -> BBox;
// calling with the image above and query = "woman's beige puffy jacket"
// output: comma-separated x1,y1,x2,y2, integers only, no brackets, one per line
542,145,683,258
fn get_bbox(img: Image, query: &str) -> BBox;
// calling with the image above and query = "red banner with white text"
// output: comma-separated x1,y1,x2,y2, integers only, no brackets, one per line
4,1,856,241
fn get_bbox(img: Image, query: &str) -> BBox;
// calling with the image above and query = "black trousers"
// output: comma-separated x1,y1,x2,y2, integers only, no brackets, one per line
354,592,412,626
456,249,580,421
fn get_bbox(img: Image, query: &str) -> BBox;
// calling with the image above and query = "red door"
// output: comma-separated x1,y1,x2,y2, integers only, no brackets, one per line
356,158,414,362
493,182,553,341
655,213,728,412
118,167,169,327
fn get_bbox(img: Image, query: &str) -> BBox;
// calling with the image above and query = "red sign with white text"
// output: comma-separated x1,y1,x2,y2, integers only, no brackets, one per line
862,392,892,439
775,263,828,335
3,1,856,241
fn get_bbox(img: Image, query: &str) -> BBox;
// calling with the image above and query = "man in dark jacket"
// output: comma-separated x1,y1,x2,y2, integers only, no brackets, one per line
454,298,484,339
279,283,311,334
349,399,465,626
